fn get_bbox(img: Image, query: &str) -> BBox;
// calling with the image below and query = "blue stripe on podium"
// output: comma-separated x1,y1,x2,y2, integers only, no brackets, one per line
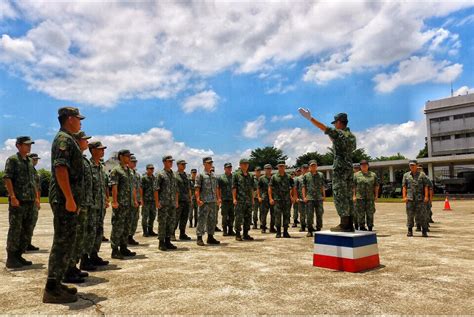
314,233,377,248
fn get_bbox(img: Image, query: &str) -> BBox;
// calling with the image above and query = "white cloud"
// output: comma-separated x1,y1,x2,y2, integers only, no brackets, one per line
181,90,219,113
242,115,267,139
270,114,294,123
373,56,462,93
0,1,471,106
0,0,17,20
29,122,41,128
0,138,51,170
453,85,474,96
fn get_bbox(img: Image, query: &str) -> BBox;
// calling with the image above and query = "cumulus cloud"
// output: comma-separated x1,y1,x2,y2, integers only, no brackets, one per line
0,138,51,170
373,56,462,93
0,1,471,107
0,0,17,20
182,90,219,113
270,114,295,122
242,115,267,139
453,85,474,96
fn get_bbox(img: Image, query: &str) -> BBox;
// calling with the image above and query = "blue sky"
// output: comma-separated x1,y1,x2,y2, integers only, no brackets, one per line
1,1,474,170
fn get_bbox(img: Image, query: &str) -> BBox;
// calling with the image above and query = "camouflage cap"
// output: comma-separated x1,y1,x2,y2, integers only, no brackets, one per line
409,159,418,165
146,164,154,169
16,136,34,144
58,106,85,120
29,153,40,159
177,159,187,165
309,160,317,166
162,155,174,162
118,149,132,157
417,163,424,169
295,167,301,172
130,155,138,162
191,168,197,173
264,164,272,169
73,131,91,140
239,158,250,164
224,162,232,168
360,160,369,165
202,156,213,163
255,166,262,171
88,141,107,149
331,113,348,124
353,163,360,168
302,164,309,169
277,160,286,166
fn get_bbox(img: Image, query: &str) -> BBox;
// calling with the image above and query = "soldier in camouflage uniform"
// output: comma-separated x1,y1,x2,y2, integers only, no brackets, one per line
257,164,274,233
156,155,179,251
232,158,255,241
303,160,326,236
195,157,221,246
402,160,430,237
416,164,433,232
3,136,39,269
218,163,235,236
292,168,301,228
88,141,109,266
128,155,141,245
269,161,296,238
141,164,158,237
43,107,85,304
188,169,198,227
174,160,192,241
26,153,41,251
299,109,356,232
353,160,379,231
110,149,139,259
352,163,361,229
252,167,262,229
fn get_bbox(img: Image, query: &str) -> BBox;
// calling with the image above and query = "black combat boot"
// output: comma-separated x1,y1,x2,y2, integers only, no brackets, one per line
5,252,23,269
148,227,158,236
368,226,373,231
215,226,222,232
283,228,291,238
72,266,89,278
243,230,254,241
142,226,149,237
63,267,85,284
299,225,306,232
120,246,137,256
235,232,243,241
207,235,221,245
261,226,267,234
223,226,228,236
306,226,314,237
165,237,177,250
80,254,97,271
111,248,124,259
275,227,282,238
196,236,205,246
330,216,354,232
128,235,139,245
422,228,428,237
26,244,39,251
407,228,413,237
90,252,109,266
17,252,32,266
228,227,236,236
158,239,167,251
43,278,78,304
292,222,298,228
252,223,258,230
102,236,109,242
179,230,192,241
359,224,367,231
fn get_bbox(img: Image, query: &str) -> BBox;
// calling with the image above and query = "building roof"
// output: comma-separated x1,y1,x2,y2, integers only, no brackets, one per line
425,93,474,113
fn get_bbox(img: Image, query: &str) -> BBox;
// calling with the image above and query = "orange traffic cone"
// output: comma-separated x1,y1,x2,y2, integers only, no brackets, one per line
443,196,452,211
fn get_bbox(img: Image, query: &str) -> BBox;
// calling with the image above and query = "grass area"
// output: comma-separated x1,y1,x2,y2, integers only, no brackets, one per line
0,197,49,204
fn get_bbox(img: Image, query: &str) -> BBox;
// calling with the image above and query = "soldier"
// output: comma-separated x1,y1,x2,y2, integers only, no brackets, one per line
188,168,198,228
156,155,179,251
195,156,221,246
257,164,274,233
128,155,140,245
402,160,430,237
88,141,109,266
43,107,85,303
416,164,433,232
232,159,255,241
174,160,192,241
218,163,235,236
352,163,361,229
3,136,39,269
292,168,301,228
26,153,41,251
252,166,262,229
210,166,222,233
299,109,356,232
303,160,326,236
141,164,158,237
353,160,379,231
353,163,361,174
110,149,139,259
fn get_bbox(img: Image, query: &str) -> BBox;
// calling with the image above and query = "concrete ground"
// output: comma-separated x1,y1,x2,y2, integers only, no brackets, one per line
0,201,473,315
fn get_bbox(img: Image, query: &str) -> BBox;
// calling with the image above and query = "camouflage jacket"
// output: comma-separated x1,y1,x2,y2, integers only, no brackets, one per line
131,169,141,202
195,171,218,203
49,129,84,205
90,159,107,210
353,171,379,200
156,169,178,207
218,174,233,201
325,127,356,174
402,171,428,202
189,177,197,201
269,172,293,201
232,169,253,203
258,175,272,201
81,155,94,207
295,175,304,199
33,167,40,193
141,174,157,203
303,171,326,201
110,163,134,208
175,171,191,202
3,153,37,202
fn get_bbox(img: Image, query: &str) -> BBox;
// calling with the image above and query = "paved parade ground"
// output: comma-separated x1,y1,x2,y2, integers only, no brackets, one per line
0,201,473,315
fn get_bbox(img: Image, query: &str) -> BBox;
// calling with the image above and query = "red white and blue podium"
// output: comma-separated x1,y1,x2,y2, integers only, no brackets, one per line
313,231,380,273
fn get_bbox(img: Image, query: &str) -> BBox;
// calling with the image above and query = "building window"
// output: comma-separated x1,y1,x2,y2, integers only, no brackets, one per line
455,134,466,139
432,135,451,141
467,132,474,138
431,116,450,123
453,112,474,120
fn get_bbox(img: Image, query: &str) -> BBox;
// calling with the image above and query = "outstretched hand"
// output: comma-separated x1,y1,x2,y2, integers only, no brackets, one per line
298,108,311,120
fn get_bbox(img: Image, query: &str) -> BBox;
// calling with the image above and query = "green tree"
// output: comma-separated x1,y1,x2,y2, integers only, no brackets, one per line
249,146,288,171
0,170,6,197
417,141,428,159
295,152,324,167
352,148,372,163
38,168,52,197
374,153,407,161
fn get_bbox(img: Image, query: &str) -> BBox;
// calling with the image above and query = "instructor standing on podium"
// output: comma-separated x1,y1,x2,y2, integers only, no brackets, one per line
299,109,356,232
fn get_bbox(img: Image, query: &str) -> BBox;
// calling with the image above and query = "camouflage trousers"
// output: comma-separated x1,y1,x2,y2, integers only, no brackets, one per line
157,205,175,240
111,205,131,249
189,199,198,226
47,203,78,281
234,201,252,234
175,200,190,232
129,205,140,236
332,171,354,217
141,201,157,230
70,206,89,265
274,199,291,229
93,207,106,253
406,200,428,230
293,201,299,223
259,199,274,229
252,198,260,226
307,200,324,229
196,202,217,236
7,201,35,253
221,200,234,230
298,201,307,227
84,207,99,255
355,199,375,227
27,204,39,247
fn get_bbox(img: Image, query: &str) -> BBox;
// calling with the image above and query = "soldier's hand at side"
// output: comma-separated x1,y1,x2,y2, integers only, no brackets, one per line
35,199,41,209
353,195,357,202
157,202,162,209
424,197,429,203
66,199,77,213
10,196,20,207
105,200,110,208
258,197,262,203
233,199,237,206
374,196,378,202
270,199,275,206
112,201,119,209
218,199,222,206
141,200,144,206
303,197,308,203
134,200,139,208
198,200,204,207
175,202,179,209
402,197,407,203
298,107,312,120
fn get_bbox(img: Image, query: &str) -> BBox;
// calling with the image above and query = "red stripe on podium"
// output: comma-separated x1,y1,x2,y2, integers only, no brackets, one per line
313,253,380,272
